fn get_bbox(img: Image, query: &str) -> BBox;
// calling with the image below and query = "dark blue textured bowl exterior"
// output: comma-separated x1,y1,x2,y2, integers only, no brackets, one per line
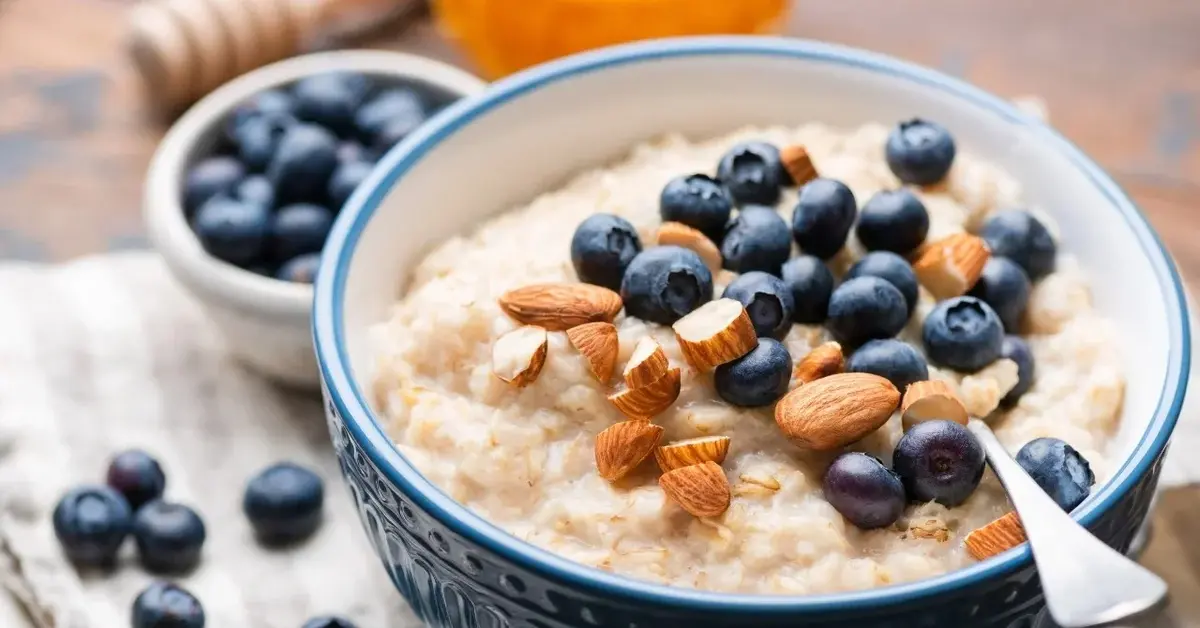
314,38,1190,628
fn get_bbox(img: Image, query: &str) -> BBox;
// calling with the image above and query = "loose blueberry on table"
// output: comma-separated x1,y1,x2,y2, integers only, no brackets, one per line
106,449,167,511
52,485,132,568
1016,437,1095,511
132,500,207,573
243,462,325,546
721,271,795,339
719,205,792,275
302,616,359,628
132,581,206,628
183,71,458,282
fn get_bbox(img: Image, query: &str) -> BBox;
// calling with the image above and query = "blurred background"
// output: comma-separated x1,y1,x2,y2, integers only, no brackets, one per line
1,0,1199,623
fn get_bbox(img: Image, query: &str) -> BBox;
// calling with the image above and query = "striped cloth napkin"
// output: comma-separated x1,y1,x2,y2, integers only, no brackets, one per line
0,251,1194,627
0,253,419,627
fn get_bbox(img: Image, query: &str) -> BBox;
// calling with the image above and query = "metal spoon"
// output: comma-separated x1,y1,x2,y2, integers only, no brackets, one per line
967,420,1168,628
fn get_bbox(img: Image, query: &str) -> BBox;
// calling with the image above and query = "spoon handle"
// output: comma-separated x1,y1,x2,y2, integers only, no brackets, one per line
966,420,1168,628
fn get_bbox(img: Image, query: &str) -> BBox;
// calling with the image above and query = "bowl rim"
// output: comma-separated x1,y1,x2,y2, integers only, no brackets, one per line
314,36,1191,612
143,49,487,319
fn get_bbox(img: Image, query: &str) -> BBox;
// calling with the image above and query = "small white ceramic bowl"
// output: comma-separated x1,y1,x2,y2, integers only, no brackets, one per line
313,37,1190,625
144,50,486,388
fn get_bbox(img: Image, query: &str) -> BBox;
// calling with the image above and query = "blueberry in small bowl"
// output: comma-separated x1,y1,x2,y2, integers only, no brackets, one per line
145,51,485,388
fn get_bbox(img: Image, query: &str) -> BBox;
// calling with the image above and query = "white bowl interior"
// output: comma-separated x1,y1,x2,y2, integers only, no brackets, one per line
340,51,1170,486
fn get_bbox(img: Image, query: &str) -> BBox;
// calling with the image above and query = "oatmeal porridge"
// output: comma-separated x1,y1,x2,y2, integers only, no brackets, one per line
370,121,1123,595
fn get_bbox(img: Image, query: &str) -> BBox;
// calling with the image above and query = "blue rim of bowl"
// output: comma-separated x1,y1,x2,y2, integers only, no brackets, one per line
314,36,1190,613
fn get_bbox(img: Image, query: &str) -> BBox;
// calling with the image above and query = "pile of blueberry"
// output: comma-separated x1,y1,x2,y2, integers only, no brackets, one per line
52,451,344,627
569,118,1094,531
183,72,457,283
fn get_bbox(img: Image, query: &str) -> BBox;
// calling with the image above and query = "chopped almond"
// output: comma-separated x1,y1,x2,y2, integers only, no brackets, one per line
672,299,757,372
491,326,548,387
623,337,670,388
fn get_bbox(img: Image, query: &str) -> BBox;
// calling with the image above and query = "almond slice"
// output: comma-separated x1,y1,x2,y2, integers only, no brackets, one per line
623,337,670,388
901,380,969,430
912,233,991,300
595,421,664,481
566,322,619,384
965,512,1026,560
672,299,757,372
498,283,623,331
656,222,722,275
774,373,900,451
654,436,731,472
794,341,844,384
781,144,819,186
608,367,681,419
491,326,548,387
659,461,731,518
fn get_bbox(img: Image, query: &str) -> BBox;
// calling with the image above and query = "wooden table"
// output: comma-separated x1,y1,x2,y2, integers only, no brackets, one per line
1,0,1199,625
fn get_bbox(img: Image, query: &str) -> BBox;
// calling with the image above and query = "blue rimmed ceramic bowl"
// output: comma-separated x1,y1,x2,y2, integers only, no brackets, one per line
313,37,1190,627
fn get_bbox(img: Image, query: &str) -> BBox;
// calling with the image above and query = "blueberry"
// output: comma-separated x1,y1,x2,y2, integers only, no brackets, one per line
243,462,325,546
132,500,206,573
716,141,785,205
620,246,713,325
885,118,956,185
659,174,734,241
231,111,296,172
847,339,928,392
845,251,919,316
52,486,131,567
336,140,367,164
893,420,985,507
302,617,358,628
722,271,795,339
570,214,643,291
1000,335,1036,407
270,203,334,260
183,157,244,215
227,89,295,135
371,117,423,156
790,178,857,259
267,123,340,205
291,72,369,135
355,87,426,146
106,450,166,510
132,582,205,628
235,175,275,211
922,296,1004,372
968,257,1030,332
780,255,834,324
713,338,792,407
980,210,1057,280
1016,437,1095,511
826,276,908,347
275,253,321,284
327,160,373,211
856,189,930,255
720,207,792,275
822,452,906,529
191,196,269,266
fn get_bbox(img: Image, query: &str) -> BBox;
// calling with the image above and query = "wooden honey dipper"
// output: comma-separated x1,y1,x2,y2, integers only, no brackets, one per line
126,0,423,114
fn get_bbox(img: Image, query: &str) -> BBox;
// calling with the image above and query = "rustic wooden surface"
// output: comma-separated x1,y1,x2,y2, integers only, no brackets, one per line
1,0,1199,625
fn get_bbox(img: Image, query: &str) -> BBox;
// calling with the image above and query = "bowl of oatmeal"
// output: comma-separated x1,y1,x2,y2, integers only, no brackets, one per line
312,37,1189,627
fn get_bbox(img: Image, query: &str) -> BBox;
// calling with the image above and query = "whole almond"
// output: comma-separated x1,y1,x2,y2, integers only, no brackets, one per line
901,380,968,430
623,337,670,388
774,373,900,451
499,283,623,331
491,326,548,387
659,461,731,518
656,222,722,275
655,436,731,472
672,299,757,372
794,341,845,384
965,512,1026,560
608,367,681,419
595,421,664,481
566,322,619,384
913,233,991,300
781,144,819,186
